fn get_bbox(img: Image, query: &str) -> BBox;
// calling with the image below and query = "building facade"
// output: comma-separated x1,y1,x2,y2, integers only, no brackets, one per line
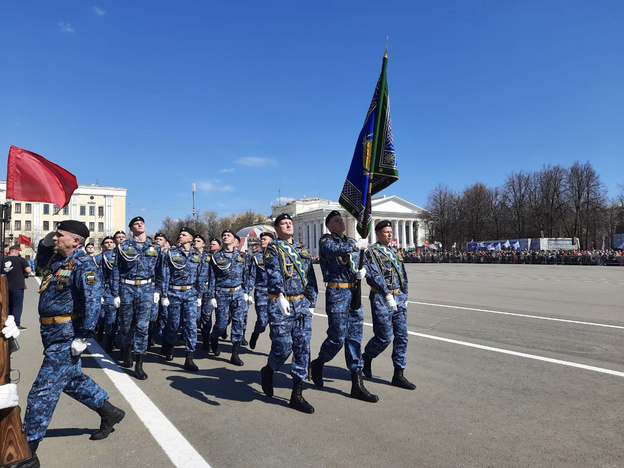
0,181,127,258
270,195,429,257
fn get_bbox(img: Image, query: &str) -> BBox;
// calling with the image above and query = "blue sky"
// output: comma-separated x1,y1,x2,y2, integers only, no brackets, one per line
1,1,622,231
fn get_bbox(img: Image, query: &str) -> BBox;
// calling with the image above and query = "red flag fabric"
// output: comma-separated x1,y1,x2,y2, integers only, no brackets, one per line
18,234,31,246
7,145,78,209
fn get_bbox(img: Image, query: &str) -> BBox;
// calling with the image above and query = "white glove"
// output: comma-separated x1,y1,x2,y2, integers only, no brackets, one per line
42,231,55,247
100,297,105,304
385,294,398,311
356,238,369,250
278,295,290,316
161,297,170,307
71,338,88,356
154,292,160,304
0,383,19,410
3,261,13,273
244,293,254,305
197,298,202,307
210,298,217,309
1,315,20,339
113,296,121,308
309,308,314,315
356,267,367,280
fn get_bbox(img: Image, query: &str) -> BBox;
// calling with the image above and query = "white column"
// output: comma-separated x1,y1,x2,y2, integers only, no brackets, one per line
392,220,399,245
314,221,320,256
409,220,415,248
105,195,113,235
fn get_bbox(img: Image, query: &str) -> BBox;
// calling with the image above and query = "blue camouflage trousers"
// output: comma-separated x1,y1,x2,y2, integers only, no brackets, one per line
101,292,117,337
363,291,409,369
210,289,248,343
252,288,269,334
317,287,364,373
163,289,199,353
119,282,154,355
200,292,213,340
267,296,312,381
24,322,108,442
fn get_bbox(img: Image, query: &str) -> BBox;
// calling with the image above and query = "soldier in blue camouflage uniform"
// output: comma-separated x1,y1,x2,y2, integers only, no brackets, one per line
206,230,253,366
112,216,163,380
95,236,117,353
152,233,171,348
310,211,378,402
260,214,318,414
23,221,125,456
160,227,207,371
247,231,274,350
362,220,416,390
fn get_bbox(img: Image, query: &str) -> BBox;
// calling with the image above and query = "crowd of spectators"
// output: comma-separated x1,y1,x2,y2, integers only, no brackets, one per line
400,249,624,266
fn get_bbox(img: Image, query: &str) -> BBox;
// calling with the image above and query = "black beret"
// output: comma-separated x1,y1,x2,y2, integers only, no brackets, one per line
260,231,275,240
194,234,206,243
154,232,166,239
375,220,392,231
210,238,221,245
128,216,145,227
114,230,126,237
180,226,196,238
325,210,343,226
273,213,292,227
57,220,90,239
221,229,234,237
85,242,94,247
100,236,114,245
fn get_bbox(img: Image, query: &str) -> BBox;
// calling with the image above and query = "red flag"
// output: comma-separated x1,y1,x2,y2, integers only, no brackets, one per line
18,234,32,246
7,145,78,209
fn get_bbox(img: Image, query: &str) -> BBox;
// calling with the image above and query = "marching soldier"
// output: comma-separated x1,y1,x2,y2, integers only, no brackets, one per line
24,221,125,455
362,220,416,390
260,214,318,414
113,230,126,245
95,236,117,353
112,216,163,380
247,231,274,349
160,227,207,371
194,235,216,352
310,211,378,402
206,230,252,365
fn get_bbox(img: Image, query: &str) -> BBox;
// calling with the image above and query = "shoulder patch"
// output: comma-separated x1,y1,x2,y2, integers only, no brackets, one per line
85,271,97,285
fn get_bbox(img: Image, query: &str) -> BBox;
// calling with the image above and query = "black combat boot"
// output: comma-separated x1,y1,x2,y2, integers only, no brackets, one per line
241,333,248,346
184,352,199,372
230,342,244,366
350,371,379,403
249,331,260,350
96,324,104,342
289,378,314,414
260,365,274,397
120,347,133,368
28,439,40,455
104,334,115,354
202,337,211,352
147,322,156,350
161,343,174,361
363,354,373,378
210,339,221,356
135,354,148,380
391,367,416,390
310,358,324,388
90,400,125,440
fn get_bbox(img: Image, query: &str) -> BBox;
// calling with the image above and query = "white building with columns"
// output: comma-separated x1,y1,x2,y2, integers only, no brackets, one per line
270,195,429,256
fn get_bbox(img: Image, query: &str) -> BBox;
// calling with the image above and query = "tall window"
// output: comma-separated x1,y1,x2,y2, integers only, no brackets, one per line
14,220,21,230
43,221,49,231
98,222,104,232
89,205,95,216
98,206,104,217
25,221,32,231
80,206,86,216
14,203,21,214
43,204,50,215
25,203,32,214
89,222,95,231
63,206,69,215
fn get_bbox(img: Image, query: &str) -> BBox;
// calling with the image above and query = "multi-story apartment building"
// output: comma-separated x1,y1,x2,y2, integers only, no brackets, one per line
0,181,127,258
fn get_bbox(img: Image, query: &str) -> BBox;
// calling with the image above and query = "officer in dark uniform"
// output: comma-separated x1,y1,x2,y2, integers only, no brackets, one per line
362,220,416,390
310,211,378,402
23,221,125,456
260,214,318,414
247,231,274,349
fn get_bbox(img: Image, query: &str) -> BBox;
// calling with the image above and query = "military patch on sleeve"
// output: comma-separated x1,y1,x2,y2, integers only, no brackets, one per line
85,271,97,285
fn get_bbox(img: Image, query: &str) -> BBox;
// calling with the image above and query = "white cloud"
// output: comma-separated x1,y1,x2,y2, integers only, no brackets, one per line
59,22,75,33
220,168,234,173
198,180,234,192
94,7,107,16
235,157,277,168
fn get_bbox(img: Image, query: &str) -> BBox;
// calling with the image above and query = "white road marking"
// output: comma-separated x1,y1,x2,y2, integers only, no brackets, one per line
35,276,211,468
407,300,624,330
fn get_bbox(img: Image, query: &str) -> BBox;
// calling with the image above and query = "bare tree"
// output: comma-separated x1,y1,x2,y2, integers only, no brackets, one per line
425,184,458,248
503,171,531,237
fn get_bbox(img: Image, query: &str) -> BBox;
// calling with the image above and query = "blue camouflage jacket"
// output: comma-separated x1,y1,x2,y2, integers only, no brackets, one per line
265,239,317,307
161,246,207,296
208,249,249,298
318,233,360,283
112,237,163,296
364,243,408,295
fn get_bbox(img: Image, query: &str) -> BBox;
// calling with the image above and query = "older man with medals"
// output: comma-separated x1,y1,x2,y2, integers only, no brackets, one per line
160,227,206,371
362,220,416,390
260,214,318,414
24,220,125,456
112,216,163,380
